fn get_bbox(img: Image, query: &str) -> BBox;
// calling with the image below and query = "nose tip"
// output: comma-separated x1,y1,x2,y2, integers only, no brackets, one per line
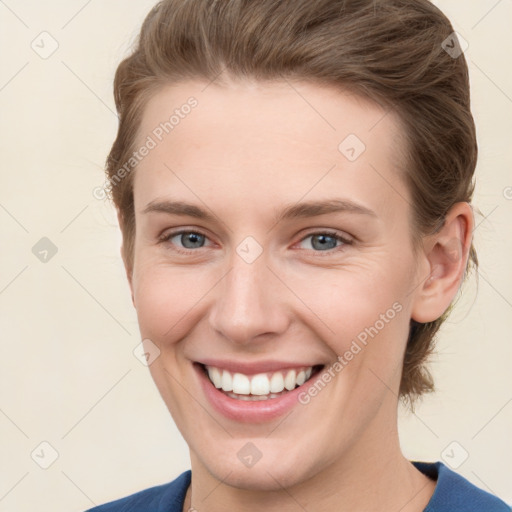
208,258,289,345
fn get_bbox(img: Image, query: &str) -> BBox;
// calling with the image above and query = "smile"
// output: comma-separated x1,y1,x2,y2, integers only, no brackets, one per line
200,364,323,401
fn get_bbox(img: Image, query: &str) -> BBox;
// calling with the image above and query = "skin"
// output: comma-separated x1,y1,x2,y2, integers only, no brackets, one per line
122,78,473,512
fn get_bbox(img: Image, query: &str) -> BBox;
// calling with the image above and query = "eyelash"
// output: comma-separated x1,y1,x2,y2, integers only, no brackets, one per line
158,229,353,256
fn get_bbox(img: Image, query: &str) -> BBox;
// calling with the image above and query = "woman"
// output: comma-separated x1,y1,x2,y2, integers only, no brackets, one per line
87,0,510,510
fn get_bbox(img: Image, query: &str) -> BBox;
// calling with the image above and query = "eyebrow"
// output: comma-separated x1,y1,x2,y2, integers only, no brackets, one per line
275,199,377,223
142,198,377,224
142,200,217,223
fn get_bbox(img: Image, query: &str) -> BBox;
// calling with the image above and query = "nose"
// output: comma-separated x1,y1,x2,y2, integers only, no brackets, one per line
208,251,290,346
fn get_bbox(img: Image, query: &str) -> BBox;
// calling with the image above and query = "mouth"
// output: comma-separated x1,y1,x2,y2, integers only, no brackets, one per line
196,362,325,401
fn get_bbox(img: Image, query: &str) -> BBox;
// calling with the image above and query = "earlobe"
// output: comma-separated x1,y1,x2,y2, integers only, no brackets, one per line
411,202,474,324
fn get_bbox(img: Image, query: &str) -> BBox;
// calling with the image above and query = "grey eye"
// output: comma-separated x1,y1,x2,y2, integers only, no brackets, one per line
309,234,339,251
172,232,206,249
299,233,342,251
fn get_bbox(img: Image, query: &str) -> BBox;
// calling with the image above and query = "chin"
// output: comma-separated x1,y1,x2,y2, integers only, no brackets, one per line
216,464,308,492
198,444,318,492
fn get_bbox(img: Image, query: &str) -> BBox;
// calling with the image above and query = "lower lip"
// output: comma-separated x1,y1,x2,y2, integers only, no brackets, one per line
194,363,321,423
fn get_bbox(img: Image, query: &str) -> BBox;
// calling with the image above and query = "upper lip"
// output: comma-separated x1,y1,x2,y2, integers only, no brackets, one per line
195,359,323,375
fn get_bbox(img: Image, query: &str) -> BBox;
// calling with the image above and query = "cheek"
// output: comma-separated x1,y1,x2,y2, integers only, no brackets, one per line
132,262,212,343
131,263,213,426
289,264,412,370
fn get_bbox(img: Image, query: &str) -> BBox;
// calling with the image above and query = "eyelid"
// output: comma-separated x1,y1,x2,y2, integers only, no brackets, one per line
158,227,209,241
298,229,353,244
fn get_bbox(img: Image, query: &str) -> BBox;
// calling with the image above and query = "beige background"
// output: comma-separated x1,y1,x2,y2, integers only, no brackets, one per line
0,1,511,510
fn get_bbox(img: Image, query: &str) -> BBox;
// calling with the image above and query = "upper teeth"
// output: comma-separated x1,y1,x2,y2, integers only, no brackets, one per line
205,366,313,395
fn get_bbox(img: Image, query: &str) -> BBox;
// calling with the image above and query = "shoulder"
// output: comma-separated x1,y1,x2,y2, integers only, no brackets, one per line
84,470,191,512
412,461,511,512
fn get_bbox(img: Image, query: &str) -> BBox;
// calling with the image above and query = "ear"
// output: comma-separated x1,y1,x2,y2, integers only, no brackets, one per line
117,209,136,308
411,202,474,323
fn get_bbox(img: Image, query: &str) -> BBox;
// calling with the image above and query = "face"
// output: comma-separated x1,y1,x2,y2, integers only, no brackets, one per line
128,79,423,490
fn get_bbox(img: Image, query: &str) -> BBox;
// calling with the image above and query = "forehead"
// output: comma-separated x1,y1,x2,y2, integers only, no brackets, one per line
137,79,403,153
133,79,408,220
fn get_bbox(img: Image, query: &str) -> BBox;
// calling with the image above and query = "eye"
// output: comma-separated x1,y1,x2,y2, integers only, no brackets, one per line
297,231,352,252
159,230,212,252
158,229,352,255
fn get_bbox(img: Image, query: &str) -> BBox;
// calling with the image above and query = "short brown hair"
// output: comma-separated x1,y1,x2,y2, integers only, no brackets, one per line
106,0,478,409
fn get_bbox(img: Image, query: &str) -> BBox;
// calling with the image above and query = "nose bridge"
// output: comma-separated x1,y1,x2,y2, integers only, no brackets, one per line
208,248,288,344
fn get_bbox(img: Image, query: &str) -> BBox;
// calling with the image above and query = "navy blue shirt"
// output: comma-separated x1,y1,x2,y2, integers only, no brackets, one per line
86,461,511,511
